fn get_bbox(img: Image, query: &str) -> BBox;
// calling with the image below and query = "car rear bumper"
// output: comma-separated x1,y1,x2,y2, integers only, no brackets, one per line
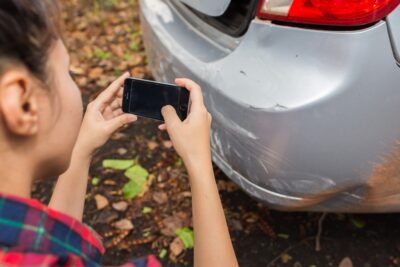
140,0,400,212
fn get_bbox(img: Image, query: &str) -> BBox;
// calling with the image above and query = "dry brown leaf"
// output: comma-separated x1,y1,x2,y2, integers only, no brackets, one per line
161,215,184,237
338,257,353,267
88,67,103,79
104,180,117,186
131,66,146,79
114,219,134,230
157,169,168,182
152,191,168,204
94,194,109,210
117,148,128,155
170,237,184,257
112,201,128,212
147,141,158,150
163,140,173,149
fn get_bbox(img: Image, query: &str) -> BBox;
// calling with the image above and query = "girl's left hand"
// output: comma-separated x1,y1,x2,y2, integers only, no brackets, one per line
75,72,137,157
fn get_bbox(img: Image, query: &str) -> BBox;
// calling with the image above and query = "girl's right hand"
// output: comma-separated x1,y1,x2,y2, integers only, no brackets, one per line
159,78,212,168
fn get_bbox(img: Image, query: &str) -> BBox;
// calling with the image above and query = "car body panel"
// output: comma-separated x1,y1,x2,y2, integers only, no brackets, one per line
140,0,400,212
388,5,400,63
179,0,231,16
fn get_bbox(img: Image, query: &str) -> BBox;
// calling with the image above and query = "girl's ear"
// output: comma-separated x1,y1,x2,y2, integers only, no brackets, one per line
0,69,39,136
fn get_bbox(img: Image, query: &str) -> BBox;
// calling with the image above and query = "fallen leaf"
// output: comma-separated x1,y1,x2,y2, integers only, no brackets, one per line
91,177,100,186
281,253,292,264
112,201,128,212
161,216,184,237
123,165,149,199
104,179,117,186
159,248,167,259
94,194,109,210
114,219,134,230
229,219,243,231
117,148,128,155
147,140,158,150
350,216,365,229
163,140,173,149
103,159,135,170
96,210,119,224
278,233,290,239
175,227,194,249
88,67,103,79
131,66,146,78
142,207,152,214
338,257,353,267
124,165,149,180
170,237,184,257
157,169,168,182
152,191,168,204
123,179,146,199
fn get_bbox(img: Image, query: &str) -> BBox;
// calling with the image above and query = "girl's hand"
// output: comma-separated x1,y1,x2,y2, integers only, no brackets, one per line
159,78,212,168
76,72,137,157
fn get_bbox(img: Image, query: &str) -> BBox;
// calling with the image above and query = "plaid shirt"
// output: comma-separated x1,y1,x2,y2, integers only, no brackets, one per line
0,194,161,267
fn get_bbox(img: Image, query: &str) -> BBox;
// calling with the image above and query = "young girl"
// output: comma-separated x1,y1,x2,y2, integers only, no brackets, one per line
0,1,238,267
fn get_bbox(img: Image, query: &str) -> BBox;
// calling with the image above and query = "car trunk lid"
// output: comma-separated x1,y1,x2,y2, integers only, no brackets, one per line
178,0,259,37
179,0,231,16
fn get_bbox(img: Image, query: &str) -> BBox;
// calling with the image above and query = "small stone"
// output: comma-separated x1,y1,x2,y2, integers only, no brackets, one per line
114,219,134,230
112,201,128,212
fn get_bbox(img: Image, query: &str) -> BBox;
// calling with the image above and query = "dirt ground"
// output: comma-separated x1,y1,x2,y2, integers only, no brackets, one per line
33,1,400,266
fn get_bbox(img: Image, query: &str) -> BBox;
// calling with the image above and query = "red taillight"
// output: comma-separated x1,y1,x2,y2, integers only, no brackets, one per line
257,0,400,26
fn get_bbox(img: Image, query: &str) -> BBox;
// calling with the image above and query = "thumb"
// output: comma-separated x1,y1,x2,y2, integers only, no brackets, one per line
106,113,137,134
161,105,181,130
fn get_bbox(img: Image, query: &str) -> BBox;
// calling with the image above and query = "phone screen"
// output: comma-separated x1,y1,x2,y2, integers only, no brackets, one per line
122,78,190,122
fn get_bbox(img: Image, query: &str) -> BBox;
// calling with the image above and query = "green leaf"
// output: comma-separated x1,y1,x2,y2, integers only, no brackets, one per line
94,47,111,60
122,165,149,199
122,179,144,199
124,165,149,180
350,217,365,229
129,42,140,52
142,207,152,214
278,233,289,239
91,177,100,186
159,248,167,259
175,158,183,167
102,159,134,170
143,231,151,237
175,227,194,249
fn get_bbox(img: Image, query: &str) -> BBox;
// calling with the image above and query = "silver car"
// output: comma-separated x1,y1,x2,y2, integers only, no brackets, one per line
140,0,400,212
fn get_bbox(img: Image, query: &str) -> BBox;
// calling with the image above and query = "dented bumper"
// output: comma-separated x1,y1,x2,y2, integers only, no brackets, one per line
140,0,400,212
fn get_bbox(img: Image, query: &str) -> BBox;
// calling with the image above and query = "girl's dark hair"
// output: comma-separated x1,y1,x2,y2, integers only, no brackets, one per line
0,0,61,82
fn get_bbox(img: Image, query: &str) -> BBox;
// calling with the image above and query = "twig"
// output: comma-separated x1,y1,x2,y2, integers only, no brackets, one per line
315,212,327,252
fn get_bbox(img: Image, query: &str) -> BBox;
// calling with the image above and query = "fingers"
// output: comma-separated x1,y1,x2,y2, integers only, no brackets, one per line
161,105,181,130
158,124,167,131
175,78,205,112
110,98,122,110
106,113,137,133
95,72,129,108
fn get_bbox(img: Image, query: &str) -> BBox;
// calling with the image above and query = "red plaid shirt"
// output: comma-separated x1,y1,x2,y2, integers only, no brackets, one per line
0,194,161,267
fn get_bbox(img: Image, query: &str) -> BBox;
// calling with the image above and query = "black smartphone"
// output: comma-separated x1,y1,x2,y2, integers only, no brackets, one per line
122,78,190,122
